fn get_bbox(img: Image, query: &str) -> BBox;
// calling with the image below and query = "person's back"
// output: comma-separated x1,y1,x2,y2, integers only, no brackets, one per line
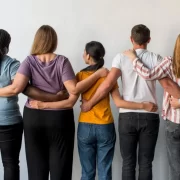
77,71,114,124
113,49,162,113
0,55,22,124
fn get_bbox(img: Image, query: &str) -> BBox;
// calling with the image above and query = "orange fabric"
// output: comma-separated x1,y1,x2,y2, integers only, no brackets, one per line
76,71,118,124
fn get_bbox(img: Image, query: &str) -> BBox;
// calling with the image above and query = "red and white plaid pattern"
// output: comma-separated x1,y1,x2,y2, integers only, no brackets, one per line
133,56,180,124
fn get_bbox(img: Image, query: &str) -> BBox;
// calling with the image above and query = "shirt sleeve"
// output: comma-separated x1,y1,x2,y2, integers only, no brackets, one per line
112,54,122,70
76,72,82,82
17,57,31,78
9,59,20,80
62,58,76,82
133,56,172,80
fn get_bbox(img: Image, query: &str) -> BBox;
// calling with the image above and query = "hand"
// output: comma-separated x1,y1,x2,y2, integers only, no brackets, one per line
123,49,138,62
29,100,46,109
56,90,69,100
170,97,180,109
95,67,109,78
80,99,92,112
142,102,158,112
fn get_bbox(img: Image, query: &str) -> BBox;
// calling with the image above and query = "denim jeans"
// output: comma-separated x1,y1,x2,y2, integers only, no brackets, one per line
77,123,116,180
118,113,159,180
0,123,23,180
165,119,180,180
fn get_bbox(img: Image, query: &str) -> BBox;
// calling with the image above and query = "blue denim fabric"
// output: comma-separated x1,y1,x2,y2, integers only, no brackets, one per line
77,123,116,180
165,119,180,180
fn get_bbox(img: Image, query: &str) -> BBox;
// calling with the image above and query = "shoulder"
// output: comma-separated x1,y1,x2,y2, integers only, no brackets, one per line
2,55,20,67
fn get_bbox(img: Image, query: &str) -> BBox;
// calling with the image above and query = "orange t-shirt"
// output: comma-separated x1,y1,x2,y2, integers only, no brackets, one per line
76,71,118,125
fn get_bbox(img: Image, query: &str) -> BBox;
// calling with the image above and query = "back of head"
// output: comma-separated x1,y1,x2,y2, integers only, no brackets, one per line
0,29,11,61
131,24,150,45
31,25,58,55
173,34,180,78
81,41,105,71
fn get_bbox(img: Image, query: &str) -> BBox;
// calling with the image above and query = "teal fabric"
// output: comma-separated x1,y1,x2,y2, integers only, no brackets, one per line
0,55,22,125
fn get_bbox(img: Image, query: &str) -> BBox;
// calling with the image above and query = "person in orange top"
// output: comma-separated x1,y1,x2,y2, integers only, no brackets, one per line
30,41,157,180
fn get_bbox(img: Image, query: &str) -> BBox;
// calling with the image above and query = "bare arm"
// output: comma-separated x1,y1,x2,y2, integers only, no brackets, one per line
23,84,69,102
29,78,80,109
29,93,79,109
64,68,108,95
0,73,29,97
159,78,180,98
111,88,157,112
81,68,121,111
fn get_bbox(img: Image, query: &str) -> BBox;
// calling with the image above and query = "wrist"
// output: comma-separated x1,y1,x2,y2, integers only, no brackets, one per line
141,102,144,109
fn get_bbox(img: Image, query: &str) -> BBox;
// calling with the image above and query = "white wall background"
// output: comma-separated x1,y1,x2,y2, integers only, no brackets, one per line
0,0,180,179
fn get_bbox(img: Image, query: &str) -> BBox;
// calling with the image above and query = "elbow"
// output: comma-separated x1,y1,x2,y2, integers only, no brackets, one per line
10,87,21,96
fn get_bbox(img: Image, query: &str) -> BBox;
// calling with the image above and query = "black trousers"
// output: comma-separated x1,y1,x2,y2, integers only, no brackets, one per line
118,113,159,180
0,123,23,180
23,107,75,180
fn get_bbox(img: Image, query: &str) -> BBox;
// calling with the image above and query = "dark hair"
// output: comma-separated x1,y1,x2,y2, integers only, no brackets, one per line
81,41,105,71
0,29,11,61
131,24,150,45
31,25,57,55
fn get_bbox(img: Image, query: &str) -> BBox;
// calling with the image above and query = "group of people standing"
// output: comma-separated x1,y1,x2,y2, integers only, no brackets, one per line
0,24,179,180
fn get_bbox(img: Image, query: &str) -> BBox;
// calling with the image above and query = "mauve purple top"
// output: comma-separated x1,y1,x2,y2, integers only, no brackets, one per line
18,55,75,109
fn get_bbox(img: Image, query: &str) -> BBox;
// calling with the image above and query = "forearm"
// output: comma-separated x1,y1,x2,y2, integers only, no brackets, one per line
114,99,143,109
74,73,100,94
42,94,79,109
159,78,180,98
133,58,169,80
23,85,66,102
0,85,20,97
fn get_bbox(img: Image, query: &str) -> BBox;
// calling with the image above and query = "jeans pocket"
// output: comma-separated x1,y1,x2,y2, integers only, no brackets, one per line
97,123,116,143
145,115,160,135
118,113,133,134
77,123,91,141
166,120,180,140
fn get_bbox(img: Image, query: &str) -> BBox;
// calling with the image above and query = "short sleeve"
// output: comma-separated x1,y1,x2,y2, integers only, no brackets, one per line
9,59,20,80
62,58,76,82
17,57,31,78
112,54,121,70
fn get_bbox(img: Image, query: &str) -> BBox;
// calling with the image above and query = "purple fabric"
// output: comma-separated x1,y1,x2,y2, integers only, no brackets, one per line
18,55,75,108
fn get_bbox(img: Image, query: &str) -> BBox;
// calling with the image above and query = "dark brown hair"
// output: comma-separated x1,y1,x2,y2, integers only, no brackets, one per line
0,29,11,60
31,25,57,55
131,24,150,45
81,41,105,71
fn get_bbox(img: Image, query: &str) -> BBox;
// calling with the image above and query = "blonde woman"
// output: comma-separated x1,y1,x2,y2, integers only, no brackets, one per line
123,34,180,180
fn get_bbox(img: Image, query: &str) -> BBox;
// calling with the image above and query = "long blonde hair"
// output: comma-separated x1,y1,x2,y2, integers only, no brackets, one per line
173,34,180,78
31,25,57,55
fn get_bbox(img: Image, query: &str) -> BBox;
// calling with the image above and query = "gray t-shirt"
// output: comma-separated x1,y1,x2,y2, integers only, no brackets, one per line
18,55,75,109
0,55,22,125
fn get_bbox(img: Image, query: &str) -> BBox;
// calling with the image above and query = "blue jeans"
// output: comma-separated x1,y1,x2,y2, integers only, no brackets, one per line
77,123,116,180
165,119,180,180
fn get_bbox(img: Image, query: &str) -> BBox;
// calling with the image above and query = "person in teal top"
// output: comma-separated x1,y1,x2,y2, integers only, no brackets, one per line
0,55,22,125
0,29,23,180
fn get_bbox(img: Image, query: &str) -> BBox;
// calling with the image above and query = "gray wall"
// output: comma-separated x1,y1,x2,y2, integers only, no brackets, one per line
0,0,180,179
